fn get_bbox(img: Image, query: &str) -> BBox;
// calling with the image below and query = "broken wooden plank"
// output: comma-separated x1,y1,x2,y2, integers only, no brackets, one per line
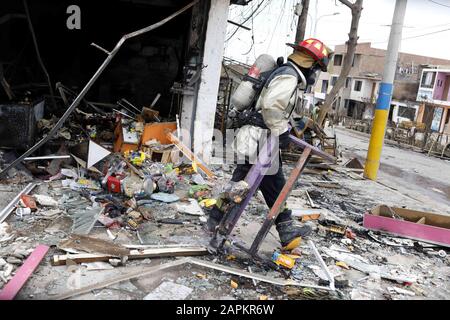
312,182,342,189
58,234,130,257
54,258,190,300
54,257,334,300
166,132,214,178
0,245,49,300
52,246,208,266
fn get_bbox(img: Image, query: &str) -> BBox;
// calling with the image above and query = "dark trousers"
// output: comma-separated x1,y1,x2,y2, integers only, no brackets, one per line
231,157,292,224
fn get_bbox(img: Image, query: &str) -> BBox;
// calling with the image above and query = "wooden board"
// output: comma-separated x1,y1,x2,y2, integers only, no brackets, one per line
364,205,450,248
58,234,130,257
0,245,49,300
52,246,208,266
141,122,177,145
166,132,214,178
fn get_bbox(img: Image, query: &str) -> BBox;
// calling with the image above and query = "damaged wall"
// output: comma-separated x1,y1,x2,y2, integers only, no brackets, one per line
180,0,230,162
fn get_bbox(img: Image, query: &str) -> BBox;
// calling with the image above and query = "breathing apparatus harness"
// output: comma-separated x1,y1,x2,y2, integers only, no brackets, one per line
230,59,317,130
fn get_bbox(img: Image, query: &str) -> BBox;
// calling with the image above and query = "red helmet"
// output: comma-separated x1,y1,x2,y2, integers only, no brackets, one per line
287,38,332,71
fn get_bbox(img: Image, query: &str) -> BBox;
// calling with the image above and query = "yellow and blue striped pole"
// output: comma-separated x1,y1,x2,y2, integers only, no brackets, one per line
364,0,407,180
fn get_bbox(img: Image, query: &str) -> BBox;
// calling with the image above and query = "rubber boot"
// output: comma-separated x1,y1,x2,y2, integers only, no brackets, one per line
276,219,312,247
205,207,223,233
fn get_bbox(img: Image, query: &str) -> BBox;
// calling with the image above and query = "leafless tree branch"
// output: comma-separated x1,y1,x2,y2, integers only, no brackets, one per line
317,0,363,126
339,0,355,9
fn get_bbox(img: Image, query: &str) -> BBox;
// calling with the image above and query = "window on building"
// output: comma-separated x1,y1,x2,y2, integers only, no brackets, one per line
331,76,338,86
334,54,343,66
421,71,436,88
321,80,329,94
344,99,350,109
354,80,362,92
345,77,351,88
398,106,416,121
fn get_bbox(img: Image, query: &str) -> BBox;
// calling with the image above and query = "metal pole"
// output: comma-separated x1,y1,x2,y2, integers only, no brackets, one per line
364,0,407,180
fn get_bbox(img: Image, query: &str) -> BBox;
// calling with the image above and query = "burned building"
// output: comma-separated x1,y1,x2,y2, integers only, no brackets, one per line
0,0,244,162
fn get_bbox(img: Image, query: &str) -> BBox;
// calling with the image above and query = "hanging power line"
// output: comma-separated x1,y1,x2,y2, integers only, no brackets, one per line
266,0,287,51
372,27,450,44
428,0,450,8
322,23,450,45
241,1,256,55
225,0,271,42
401,27,450,40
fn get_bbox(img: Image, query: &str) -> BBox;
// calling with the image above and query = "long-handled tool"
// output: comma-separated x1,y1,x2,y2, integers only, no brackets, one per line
209,134,336,261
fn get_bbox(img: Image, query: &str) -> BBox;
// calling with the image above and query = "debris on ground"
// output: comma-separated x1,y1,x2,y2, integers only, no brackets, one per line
0,93,449,301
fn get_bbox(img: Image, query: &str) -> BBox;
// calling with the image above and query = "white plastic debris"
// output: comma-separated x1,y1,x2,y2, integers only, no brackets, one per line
175,199,204,216
151,192,179,203
0,222,13,242
15,207,32,217
61,168,78,179
34,194,58,207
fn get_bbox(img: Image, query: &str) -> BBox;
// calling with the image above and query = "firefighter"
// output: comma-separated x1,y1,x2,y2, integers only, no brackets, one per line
208,39,333,248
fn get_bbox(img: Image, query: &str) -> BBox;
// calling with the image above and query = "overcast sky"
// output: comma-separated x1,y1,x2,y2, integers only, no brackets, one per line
224,0,450,64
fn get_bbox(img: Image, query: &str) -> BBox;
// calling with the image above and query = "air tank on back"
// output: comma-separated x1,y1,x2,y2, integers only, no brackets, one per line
230,54,277,111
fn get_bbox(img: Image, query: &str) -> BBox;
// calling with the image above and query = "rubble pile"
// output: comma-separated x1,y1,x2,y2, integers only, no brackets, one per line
0,105,449,300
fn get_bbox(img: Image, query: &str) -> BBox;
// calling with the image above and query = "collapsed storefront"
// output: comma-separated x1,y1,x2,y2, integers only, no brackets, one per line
0,0,239,164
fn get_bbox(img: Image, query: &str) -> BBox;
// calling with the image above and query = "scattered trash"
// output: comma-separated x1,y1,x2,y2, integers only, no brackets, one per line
34,195,58,207
0,89,447,302
230,280,239,289
175,199,204,216
272,252,296,269
19,195,37,210
151,192,180,203
336,261,350,270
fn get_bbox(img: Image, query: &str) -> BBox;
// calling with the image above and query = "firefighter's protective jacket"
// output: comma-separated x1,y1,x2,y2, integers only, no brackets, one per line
234,62,306,160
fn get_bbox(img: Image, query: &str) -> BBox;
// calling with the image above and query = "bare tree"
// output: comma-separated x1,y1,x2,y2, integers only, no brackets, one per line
295,0,310,43
317,0,363,126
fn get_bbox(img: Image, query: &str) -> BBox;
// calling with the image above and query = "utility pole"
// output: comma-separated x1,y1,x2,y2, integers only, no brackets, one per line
364,0,407,180
295,0,310,43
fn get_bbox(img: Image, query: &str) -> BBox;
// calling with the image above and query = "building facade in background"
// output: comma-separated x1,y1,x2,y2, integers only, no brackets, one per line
314,42,450,125
417,68,450,135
